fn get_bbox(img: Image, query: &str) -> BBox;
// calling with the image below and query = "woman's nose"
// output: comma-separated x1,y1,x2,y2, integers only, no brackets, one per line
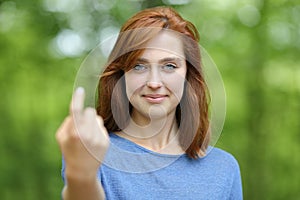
146,68,163,89
146,81,162,88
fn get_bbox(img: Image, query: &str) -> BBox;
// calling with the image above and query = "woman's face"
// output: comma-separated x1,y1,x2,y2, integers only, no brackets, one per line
125,31,187,123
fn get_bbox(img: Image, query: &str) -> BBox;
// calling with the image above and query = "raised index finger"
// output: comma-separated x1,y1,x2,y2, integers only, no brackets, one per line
70,87,85,116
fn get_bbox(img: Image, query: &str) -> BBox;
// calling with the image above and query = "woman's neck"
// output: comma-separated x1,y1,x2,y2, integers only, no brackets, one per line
117,110,184,155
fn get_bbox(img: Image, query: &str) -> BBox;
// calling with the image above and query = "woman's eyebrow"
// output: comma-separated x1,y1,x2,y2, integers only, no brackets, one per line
158,57,182,63
136,57,183,63
136,58,149,63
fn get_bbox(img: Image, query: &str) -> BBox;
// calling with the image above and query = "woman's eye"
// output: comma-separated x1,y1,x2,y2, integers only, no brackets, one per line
133,64,147,71
162,63,177,71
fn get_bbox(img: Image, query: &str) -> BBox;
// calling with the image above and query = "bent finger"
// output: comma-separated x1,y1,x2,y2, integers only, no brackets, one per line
55,116,72,142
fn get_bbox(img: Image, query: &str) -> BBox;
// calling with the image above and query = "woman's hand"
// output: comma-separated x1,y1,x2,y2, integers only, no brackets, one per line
56,87,109,181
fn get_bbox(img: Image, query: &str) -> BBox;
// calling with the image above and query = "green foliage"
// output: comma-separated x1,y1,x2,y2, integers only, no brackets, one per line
0,0,299,199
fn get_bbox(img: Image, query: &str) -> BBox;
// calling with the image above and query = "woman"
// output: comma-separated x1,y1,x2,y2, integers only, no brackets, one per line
56,6,243,200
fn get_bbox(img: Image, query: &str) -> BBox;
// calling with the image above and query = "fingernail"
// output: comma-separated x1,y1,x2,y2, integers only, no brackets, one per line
76,87,84,94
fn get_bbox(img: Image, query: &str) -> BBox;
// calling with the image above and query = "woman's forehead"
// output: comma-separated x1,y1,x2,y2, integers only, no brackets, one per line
142,31,185,59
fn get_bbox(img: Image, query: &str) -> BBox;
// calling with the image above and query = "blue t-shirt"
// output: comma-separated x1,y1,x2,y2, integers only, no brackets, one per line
62,133,243,200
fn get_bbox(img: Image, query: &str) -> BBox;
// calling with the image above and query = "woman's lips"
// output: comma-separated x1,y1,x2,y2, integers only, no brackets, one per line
142,94,168,104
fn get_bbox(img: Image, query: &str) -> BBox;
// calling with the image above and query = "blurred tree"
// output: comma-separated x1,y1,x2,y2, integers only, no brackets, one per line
0,0,299,199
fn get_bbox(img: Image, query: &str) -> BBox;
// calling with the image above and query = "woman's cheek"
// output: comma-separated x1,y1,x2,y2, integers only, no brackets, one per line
164,74,186,100
125,74,146,98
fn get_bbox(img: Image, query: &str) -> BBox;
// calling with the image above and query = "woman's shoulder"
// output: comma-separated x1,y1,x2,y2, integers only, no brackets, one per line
201,146,241,172
208,147,238,160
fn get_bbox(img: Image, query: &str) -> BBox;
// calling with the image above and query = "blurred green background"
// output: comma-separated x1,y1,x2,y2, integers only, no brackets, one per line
0,0,299,199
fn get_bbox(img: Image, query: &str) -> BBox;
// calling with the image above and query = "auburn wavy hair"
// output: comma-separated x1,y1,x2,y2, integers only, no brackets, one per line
97,6,210,159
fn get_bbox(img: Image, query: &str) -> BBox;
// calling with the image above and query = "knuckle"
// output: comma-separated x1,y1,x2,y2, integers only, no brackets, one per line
65,115,72,122
55,131,61,143
96,116,104,125
85,107,96,115
56,119,81,144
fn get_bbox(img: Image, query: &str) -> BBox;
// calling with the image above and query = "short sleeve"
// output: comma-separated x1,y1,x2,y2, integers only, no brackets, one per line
61,157,66,184
229,158,243,200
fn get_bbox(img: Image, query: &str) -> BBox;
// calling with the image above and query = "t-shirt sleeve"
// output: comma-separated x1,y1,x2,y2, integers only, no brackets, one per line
229,157,243,200
60,157,65,200
61,157,66,184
